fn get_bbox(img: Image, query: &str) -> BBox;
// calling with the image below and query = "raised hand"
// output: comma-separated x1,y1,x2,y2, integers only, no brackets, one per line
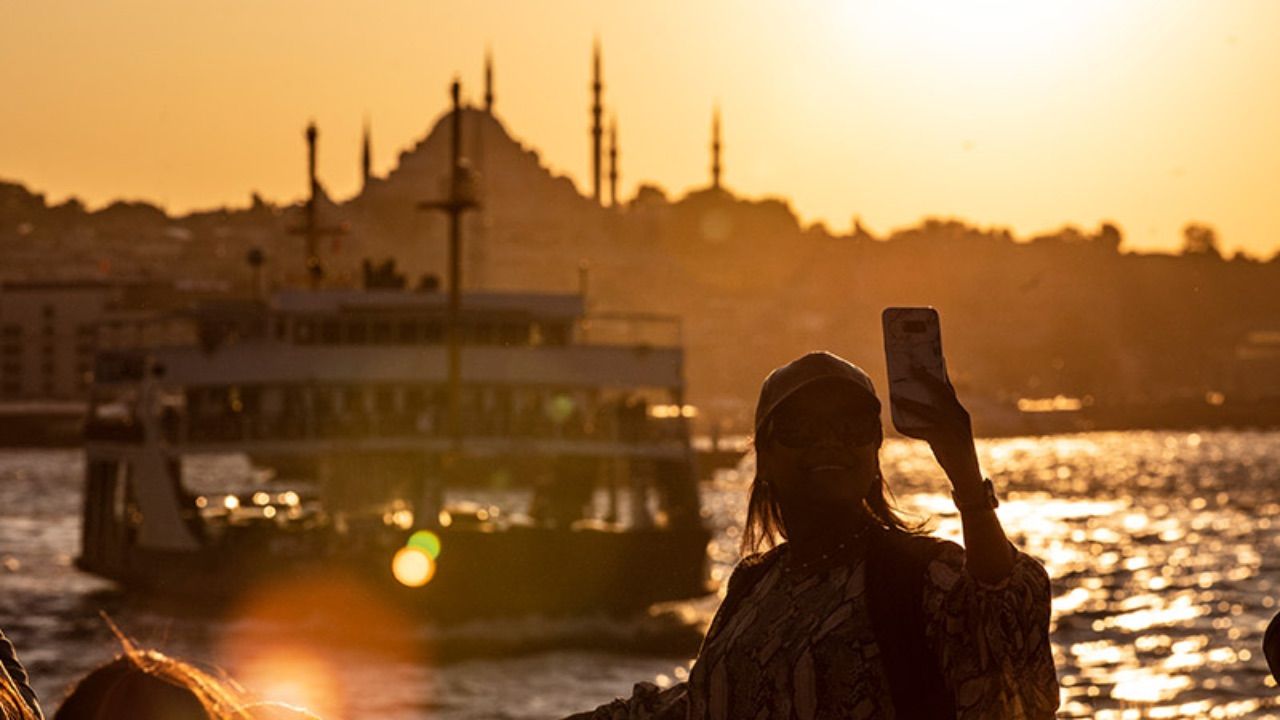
892,369,983,492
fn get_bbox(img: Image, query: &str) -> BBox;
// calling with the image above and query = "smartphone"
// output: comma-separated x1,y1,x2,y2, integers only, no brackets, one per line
882,307,948,439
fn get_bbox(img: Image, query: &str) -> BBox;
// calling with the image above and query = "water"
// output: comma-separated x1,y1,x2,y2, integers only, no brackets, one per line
3,431,1280,718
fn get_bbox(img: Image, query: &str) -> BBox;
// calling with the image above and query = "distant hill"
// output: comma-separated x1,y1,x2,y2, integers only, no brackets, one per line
3,107,1279,433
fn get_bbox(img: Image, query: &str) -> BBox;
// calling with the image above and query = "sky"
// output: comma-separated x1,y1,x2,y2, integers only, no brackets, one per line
3,0,1280,256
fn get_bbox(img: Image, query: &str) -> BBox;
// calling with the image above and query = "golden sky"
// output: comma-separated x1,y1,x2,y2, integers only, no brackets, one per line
3,1,1280,256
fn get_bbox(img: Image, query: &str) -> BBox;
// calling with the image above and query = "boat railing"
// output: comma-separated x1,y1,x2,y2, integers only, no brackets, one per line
85,385,691,451
92,307,682,352
575,312,681,349
173,401,689,447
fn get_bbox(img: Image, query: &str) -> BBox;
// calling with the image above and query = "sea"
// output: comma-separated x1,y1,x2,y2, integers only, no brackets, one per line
3,430,1280,719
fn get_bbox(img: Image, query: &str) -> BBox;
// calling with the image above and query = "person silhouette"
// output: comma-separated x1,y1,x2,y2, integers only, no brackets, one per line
1265,610,1280,684
566,351,1058,719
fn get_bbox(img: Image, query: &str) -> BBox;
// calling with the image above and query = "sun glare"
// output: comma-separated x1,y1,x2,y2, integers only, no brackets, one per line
235,647,342,719
841,1,1116,75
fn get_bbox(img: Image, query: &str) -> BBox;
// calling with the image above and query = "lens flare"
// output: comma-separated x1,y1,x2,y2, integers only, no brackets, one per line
235,647,338,718
216,566,425,719
392,546,435,587
407,530,442,559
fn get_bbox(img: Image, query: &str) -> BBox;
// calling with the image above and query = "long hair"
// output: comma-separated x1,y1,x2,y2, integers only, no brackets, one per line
55,648,247,720
740,426,924,556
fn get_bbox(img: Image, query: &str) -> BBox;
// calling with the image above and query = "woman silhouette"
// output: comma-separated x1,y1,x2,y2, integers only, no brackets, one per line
568,351,1057,719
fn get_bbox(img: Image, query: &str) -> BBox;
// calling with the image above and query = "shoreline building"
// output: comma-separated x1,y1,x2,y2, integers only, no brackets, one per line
0,281,119,400
0,279,229,401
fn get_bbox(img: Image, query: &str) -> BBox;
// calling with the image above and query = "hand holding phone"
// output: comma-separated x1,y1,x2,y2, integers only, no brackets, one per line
882,307,949,439
882,306,984,483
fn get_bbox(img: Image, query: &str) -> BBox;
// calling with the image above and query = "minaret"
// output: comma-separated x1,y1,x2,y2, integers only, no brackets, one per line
484,48,494,114
711,105,722,190
608,115,619,207
304,121,321,285
591,39,604,204
361,116,372,190
289,121,345,288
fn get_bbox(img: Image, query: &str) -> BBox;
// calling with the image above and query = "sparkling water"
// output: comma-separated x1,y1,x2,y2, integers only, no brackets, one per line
3,431,1280,718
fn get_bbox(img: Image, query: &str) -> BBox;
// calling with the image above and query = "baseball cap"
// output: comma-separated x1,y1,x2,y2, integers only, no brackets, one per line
754,351,881,433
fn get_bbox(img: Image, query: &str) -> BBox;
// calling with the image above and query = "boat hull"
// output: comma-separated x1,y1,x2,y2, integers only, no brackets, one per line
78,524,713,620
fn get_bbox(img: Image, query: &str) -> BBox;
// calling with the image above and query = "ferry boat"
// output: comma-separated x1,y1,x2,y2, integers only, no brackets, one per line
77,288,712,618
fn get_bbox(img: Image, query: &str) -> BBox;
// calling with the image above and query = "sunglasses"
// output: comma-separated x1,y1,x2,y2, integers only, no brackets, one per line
765,416,882,449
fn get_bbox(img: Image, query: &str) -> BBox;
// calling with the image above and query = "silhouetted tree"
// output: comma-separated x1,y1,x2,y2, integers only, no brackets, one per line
363,257,407,289
851,216,876,242
1182,222,1222,259
1097,223,1122,252
633,184,668,206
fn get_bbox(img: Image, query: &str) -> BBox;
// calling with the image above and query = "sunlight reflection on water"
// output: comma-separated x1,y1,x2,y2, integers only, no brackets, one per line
720,430,1280,717
889,431,1280,718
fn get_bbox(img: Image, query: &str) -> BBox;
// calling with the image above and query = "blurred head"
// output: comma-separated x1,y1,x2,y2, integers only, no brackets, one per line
743,351,916,553
54,634,321,720
55,648,244,720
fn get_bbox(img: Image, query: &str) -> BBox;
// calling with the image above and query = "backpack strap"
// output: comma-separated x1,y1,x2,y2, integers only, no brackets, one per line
865,530,957,719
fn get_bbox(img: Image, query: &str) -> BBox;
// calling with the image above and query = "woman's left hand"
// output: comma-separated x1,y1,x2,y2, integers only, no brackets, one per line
892,369,984,490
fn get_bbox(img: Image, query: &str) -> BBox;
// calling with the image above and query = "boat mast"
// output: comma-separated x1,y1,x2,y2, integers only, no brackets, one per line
419,79,479,450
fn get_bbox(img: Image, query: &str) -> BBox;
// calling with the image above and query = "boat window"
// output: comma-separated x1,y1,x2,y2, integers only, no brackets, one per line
347,322,368,345
397,320,418,343
372,321,393,344
543,323,570,346
293,320,316,345
320,320,341,343
422,321,444,344
373,386,394,412
261,387,284,416
500,322,530,346
473,322,495,345
343,387,366,412
315,387,337,416
403,385,424,408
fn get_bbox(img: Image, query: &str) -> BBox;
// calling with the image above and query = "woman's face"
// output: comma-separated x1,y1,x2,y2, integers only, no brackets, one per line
759,378,882,514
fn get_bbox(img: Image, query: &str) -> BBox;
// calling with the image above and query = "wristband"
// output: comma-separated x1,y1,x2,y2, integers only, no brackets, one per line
953,477,999,512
